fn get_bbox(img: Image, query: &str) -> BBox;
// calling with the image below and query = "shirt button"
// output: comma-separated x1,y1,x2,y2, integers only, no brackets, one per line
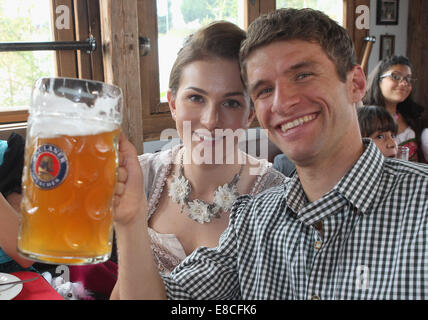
311,295,321,300
314,240,322,250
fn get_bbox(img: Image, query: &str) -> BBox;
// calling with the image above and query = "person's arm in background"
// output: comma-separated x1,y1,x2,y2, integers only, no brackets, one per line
0,193,34,268
0,133,33,268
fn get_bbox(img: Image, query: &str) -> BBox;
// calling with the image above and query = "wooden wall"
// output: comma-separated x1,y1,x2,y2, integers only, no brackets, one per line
407,0,428,111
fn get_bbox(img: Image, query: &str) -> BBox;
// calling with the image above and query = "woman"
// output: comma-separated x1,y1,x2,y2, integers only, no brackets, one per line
110,21,285,299
363,55,426,162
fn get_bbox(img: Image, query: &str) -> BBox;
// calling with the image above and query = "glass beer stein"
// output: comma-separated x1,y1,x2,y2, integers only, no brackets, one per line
18,77,123,265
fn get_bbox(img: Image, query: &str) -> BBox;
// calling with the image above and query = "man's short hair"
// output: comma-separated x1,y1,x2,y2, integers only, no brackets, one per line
239,8,357,85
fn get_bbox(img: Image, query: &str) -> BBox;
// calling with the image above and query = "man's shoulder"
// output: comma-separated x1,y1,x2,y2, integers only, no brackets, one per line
383,158,428,180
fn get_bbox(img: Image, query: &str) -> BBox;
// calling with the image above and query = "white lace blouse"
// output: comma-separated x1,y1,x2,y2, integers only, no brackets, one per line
138,144,286,274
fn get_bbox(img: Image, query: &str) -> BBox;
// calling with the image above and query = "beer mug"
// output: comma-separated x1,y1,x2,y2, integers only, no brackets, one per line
18,77,123,265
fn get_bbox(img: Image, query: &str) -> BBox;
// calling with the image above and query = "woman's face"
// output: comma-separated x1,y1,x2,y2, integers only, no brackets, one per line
379,64,413,105
168,58,254,163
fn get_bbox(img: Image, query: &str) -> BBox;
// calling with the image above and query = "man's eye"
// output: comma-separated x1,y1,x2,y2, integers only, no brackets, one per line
256,87,273,99
296,72,313,81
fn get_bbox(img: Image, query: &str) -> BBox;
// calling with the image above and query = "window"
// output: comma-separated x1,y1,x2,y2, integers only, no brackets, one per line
139,0,248,141
0,0,103,125
276,0,344,25
157,0,245,102
0,0,54,121
2,0,365,145
139,0,358,141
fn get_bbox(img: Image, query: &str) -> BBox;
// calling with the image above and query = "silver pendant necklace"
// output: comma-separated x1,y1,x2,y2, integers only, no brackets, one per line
168,151,244,224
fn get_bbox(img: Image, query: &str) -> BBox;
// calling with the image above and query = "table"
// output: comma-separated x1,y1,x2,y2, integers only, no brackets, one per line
10,271,64,300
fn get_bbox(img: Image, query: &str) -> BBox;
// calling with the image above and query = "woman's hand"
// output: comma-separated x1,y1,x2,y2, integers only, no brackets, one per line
111,133,166,300
113,133,147,226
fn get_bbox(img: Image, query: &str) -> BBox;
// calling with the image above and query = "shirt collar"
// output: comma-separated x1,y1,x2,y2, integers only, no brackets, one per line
334,138,384,214
284,139,384,221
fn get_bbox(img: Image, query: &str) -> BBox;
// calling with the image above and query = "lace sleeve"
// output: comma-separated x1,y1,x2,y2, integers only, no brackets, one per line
138,153,158,201
250,160,287,195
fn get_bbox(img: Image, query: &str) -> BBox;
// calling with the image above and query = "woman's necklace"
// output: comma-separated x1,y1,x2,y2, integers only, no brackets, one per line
168,150,244,224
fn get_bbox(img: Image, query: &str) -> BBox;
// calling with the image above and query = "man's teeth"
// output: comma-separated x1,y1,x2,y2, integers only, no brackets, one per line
281,114,316,132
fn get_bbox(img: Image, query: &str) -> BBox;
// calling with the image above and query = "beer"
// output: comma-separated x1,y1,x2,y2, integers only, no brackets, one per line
18,77,123,265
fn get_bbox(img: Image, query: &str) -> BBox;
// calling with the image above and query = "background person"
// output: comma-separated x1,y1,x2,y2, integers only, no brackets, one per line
357,105,398,158
363,55,427,162
0,133,36,273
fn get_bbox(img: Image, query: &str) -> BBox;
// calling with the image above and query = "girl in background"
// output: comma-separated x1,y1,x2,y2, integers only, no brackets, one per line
357,105,398,158
363,55,426,162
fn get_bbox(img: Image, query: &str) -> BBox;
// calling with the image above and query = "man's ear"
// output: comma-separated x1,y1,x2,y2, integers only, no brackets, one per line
348,65,367,103
167,90,176,120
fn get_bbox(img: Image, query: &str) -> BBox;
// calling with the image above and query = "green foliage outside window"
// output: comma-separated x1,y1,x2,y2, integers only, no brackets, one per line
0,0,53,109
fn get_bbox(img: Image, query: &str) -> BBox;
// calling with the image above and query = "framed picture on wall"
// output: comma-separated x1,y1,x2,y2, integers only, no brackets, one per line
379,35,395,60
376,0,399,25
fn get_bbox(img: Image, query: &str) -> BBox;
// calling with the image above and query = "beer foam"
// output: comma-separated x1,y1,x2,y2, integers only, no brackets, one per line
30,91,121,138
28,115,118,138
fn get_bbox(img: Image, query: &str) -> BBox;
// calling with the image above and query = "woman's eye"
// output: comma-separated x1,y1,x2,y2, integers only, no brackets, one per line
376,134,384,140
223,99,241,108
189,95,204,103
391,73,401,81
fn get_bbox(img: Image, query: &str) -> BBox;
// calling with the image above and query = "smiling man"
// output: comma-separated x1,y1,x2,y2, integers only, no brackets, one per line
113,8,428,300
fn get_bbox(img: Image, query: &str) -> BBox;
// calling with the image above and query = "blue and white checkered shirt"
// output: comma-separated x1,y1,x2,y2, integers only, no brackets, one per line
162,139,428,300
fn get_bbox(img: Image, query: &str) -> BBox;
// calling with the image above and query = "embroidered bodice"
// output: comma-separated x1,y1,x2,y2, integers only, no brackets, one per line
138,144,286,273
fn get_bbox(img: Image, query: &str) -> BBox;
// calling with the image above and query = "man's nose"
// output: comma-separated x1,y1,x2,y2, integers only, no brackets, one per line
271,81,301,114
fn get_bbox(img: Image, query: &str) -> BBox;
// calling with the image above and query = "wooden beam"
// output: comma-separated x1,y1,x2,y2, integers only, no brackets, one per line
73,0,92,79
344,0,370,74
244,0,259,30
137,0,162,116
99,0,144,153
86,0,104,82
51,0,78,78
407,0,428,110
259,0,275,15
0,108,28,124
73,0,104,81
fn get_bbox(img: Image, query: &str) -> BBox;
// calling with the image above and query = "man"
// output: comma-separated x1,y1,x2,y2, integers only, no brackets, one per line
113,8,428,299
